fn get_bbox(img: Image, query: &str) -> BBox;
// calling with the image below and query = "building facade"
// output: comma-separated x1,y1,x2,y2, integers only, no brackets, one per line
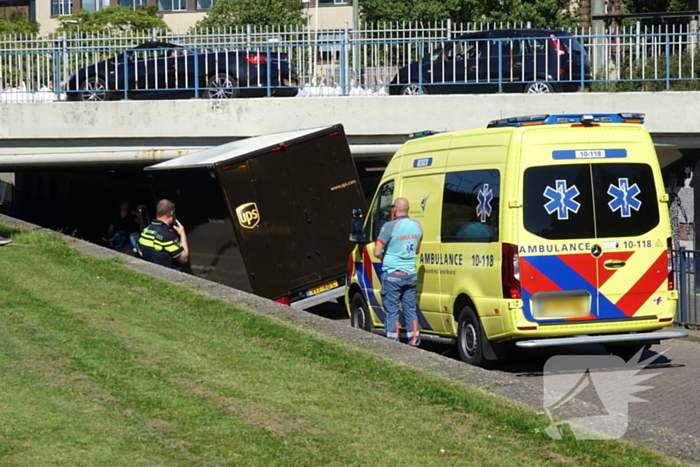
26,0,352,34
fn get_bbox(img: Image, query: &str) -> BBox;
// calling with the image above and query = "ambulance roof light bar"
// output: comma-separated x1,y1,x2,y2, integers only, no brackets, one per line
486,113,645,128
408,130,443,140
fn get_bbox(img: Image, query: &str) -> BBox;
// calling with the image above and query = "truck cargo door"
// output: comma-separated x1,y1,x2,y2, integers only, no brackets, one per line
282,135,364,281
218,156,317,299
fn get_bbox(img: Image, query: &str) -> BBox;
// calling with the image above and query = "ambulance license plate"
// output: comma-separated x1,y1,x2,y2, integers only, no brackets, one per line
535,296,589,319
306,280,339,297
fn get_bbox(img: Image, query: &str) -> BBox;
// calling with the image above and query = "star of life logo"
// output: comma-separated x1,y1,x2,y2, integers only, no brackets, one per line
403,242,415,254
476,184,493,223
608,178,642,217
543,180,581,220
542,350,664,440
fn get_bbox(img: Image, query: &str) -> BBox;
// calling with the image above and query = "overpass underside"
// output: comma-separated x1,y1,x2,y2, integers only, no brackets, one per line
1,93,699,170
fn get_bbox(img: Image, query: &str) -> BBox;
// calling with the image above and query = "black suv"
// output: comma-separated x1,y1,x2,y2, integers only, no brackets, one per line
390,28,591,95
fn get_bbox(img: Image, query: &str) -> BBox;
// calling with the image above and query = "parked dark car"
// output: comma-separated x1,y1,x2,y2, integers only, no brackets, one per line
65,41,299,101
390,29,591,95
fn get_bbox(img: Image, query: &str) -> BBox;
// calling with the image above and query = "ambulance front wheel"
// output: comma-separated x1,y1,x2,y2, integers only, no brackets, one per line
350,293,374,332
457,305,485,366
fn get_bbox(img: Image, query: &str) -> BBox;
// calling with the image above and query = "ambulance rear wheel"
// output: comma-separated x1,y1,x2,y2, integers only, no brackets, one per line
350,293,373,332
457,305,485,366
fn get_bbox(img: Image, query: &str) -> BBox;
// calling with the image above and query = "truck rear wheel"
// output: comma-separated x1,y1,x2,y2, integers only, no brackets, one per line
350,293,373,332
457,305,485,366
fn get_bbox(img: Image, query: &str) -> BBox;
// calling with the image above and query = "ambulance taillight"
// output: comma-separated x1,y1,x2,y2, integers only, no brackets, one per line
502,243,521,299
667,237,675,290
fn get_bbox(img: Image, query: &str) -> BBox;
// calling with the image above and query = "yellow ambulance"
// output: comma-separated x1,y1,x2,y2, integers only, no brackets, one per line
346,113,687,365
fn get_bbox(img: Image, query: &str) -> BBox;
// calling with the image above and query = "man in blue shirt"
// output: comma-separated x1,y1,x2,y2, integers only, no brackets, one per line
374,197,423,346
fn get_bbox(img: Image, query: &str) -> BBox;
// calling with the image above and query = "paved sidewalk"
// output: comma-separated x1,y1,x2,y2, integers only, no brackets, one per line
1,213,698,466
678,327,700,344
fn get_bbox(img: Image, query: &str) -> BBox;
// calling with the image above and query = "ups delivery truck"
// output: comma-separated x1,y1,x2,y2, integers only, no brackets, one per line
144,124,366,306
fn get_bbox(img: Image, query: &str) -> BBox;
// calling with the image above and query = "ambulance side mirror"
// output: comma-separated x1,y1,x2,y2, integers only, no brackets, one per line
376,209,391,234
349,208,366,243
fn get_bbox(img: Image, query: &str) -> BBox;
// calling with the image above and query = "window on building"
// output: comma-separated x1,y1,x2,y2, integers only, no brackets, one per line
319,0,348,4
120,0,148,9
441,170,500,243
158,0,186,11
197,0,216,9
82,0,109,12
51,0,71,16
318,32,343,62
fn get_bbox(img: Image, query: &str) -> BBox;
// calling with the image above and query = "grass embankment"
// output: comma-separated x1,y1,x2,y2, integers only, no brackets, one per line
0,222,683,466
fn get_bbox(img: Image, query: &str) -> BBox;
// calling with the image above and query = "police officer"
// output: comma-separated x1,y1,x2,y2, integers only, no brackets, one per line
373,197,423,346
138,199,189,270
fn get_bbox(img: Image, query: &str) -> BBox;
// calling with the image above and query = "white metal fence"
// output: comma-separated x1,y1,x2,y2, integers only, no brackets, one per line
0,22,699,100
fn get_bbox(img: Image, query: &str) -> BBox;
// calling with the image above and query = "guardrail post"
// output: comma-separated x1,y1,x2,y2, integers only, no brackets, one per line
266,43,272,97
418,41,423,94
123,50,128,100
635,21,641,61
341,23,349,96
53,47,61,101
679,247,688,326
498,38,503,93
193,46,199,99
61,32,68,100
580,33,585,91
665,31,671,90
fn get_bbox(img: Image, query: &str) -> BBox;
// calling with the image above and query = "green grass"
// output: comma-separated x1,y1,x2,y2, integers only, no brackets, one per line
0,222,684,466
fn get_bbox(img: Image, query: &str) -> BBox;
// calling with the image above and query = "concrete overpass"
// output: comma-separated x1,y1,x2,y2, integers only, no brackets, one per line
2,91,700,170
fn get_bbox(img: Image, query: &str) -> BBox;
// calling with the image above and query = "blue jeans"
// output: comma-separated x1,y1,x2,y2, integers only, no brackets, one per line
380,271,420,346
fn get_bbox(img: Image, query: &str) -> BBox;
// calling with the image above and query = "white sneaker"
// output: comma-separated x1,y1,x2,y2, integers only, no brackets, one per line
0,236,12,246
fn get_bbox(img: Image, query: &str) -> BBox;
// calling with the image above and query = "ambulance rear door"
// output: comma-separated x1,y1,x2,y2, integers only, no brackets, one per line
519,137,669,324
520,160,601,323
591,155,668,320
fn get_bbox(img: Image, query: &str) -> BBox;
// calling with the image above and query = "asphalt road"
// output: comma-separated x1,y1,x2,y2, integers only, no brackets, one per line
308,300,700,464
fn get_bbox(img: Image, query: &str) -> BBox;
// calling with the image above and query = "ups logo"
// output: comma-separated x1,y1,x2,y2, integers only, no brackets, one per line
235,202,260,229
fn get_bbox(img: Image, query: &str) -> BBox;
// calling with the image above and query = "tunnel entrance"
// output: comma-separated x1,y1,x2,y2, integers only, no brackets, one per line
10,169,153,244
5,160,386,247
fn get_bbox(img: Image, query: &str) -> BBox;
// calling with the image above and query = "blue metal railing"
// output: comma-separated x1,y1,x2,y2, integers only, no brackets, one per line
2,29,700,101
675,248,700,327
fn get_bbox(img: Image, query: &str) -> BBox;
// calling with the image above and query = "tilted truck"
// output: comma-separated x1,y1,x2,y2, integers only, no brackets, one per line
144,124,366,307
